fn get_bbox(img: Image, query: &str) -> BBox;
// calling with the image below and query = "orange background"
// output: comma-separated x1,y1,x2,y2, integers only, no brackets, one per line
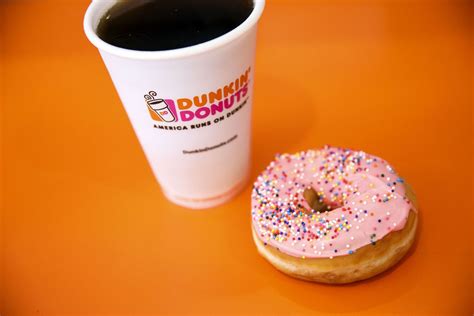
1,0,472,315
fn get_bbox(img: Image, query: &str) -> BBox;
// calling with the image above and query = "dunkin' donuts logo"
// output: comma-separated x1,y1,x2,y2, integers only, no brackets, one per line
145,67,250,124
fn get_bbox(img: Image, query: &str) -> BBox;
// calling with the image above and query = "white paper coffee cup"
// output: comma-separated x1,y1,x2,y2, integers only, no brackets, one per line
84,0,265,209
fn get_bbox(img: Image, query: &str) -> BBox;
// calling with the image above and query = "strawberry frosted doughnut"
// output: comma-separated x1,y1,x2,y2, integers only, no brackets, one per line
251,146,418,284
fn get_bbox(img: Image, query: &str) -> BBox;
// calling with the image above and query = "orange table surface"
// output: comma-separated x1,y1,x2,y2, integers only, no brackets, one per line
1,0,472,315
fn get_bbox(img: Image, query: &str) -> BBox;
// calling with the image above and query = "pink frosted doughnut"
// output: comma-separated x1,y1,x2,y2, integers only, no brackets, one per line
251,146,418,284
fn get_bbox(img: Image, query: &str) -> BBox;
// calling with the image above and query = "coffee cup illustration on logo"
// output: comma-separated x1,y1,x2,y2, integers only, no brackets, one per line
145,91,176,123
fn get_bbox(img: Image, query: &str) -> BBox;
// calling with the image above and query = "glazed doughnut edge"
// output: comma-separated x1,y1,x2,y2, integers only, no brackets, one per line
252,183,418,284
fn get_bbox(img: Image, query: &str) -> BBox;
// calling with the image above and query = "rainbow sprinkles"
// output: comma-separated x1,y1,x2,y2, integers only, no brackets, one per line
251,146,413,259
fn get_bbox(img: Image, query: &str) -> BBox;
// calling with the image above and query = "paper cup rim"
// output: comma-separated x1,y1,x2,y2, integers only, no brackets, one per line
83,0,265,60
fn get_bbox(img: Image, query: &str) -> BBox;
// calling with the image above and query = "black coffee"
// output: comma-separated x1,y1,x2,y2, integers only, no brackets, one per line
96,0,254,51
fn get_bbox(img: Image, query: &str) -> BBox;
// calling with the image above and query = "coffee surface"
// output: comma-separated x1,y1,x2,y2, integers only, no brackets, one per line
96,0,254,51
